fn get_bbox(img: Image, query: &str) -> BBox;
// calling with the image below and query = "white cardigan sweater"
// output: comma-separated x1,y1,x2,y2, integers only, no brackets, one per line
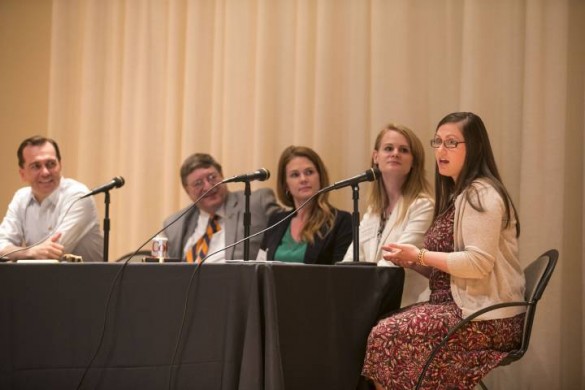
448,179,525,320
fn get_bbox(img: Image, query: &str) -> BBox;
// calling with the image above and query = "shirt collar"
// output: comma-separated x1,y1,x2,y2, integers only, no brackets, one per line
199,204,225,220
26,184,61,207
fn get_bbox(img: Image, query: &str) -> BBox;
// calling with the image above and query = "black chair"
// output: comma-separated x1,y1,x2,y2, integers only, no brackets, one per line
415,249,559,390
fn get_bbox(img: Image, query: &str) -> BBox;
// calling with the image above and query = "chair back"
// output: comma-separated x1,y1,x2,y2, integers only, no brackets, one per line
503,249,558,364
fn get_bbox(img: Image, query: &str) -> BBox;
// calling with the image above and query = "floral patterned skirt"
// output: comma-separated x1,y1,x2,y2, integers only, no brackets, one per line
361,269,525,390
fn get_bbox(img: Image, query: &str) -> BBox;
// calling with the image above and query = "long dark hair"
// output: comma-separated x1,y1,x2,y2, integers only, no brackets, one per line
276,145,335,243
433,112,520,237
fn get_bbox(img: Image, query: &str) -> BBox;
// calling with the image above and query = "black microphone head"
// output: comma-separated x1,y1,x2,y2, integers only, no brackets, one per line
257,168,270,181
223,169,271,184
367,167,380,181
113,176,125,188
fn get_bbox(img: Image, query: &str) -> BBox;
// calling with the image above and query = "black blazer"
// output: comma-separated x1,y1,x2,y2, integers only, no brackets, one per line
260,208,353,265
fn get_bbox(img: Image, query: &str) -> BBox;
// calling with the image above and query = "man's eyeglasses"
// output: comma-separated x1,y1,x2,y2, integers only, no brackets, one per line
187,173,221,191
430,138,465,149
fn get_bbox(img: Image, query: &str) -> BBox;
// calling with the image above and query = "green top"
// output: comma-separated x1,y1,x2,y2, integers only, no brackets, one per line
273,223,307,263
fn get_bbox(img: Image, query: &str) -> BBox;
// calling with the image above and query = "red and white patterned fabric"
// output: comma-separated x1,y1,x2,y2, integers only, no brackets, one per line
362,205,524,390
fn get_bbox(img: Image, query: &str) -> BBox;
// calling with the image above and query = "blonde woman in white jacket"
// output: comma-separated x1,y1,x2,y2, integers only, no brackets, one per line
362,112,524,390
343,124,434,306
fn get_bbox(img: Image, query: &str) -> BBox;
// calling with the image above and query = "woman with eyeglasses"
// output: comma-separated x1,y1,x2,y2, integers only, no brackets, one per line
361,112,525,389
342,124,434,307
257,145,352,264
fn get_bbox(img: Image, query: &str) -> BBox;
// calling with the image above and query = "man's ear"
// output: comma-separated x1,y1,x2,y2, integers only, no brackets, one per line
18,168,26,182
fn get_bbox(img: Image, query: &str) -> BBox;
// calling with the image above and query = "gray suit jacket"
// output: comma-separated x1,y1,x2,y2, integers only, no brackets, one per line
162,188,280,260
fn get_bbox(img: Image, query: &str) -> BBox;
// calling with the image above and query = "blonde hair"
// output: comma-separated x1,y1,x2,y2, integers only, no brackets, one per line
368,124,432,223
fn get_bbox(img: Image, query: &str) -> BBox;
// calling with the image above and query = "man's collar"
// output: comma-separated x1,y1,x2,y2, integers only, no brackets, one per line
200,203,226,220
27,180,62,206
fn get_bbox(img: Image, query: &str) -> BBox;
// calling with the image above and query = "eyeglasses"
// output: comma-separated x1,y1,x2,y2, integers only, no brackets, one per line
187,173,221,191
430,137,465,149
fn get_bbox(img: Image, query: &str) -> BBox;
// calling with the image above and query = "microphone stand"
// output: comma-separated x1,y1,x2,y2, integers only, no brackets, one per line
103,191,111,262
351,184,360,262
243,181,251,260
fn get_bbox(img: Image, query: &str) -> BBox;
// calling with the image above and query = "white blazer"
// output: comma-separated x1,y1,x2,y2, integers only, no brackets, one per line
343,196,434,306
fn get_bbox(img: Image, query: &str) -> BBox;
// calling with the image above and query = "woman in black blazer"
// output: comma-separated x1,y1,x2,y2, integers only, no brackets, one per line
259,146,352,264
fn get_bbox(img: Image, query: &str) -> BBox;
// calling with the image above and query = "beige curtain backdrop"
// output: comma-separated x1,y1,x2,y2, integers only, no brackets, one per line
1,0,583,388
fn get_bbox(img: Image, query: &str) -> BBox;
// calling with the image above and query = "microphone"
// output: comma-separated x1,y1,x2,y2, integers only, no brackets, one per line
223,168,270,184
327,167,380,191
81,177,125,198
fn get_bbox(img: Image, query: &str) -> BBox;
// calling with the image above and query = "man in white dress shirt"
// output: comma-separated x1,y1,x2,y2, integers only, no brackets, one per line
0,136,103,262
